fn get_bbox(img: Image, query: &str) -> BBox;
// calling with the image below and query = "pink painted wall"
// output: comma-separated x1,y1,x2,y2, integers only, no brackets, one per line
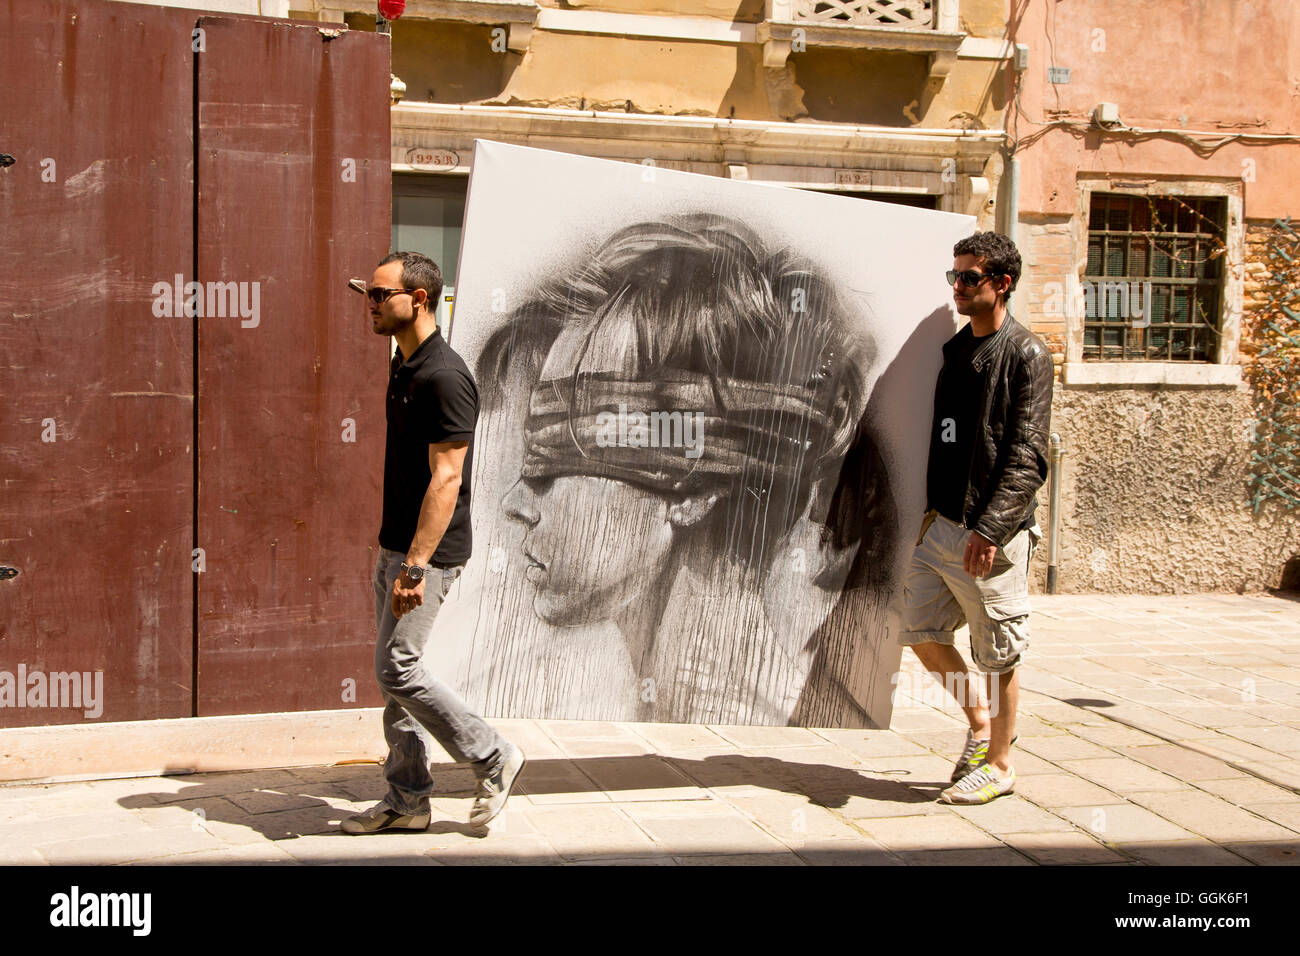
1010,0,1300,218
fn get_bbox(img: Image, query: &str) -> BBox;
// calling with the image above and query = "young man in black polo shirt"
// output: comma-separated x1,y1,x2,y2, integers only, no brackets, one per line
342,251,524,834
899,232,1053,805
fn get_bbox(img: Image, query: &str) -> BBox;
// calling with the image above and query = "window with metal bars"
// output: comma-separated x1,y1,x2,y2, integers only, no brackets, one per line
1084,193,1227,362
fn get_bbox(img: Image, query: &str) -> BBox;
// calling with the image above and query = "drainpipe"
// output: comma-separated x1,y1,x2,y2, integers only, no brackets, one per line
1046,432,1065,594
1002,154,1020,251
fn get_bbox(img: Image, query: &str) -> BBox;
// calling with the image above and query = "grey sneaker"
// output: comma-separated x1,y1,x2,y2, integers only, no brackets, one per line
951,731,1020,783
340,799,430,835
940,764,1015,805
468,746,525,828
951,730,990,784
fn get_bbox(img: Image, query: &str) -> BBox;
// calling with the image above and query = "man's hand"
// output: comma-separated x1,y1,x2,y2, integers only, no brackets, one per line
964,531,998,578
392,574,425,620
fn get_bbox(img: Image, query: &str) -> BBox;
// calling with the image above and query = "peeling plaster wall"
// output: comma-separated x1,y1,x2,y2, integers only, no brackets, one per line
793,49,1006,128
959,0,1009,37
486,31,775,117
1031,386,1300,594
348,14,517,103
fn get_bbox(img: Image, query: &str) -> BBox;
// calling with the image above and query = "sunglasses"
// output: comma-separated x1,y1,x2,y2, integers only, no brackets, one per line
946,269,1004,288
347,277,418,305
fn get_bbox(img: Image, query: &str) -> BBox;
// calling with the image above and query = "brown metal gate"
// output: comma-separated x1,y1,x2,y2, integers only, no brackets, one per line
0,0,391,728
194,14,390,716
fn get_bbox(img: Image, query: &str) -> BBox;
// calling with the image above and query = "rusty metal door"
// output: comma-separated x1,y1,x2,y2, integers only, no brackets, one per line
1,1,392,728
194,16,391,716
0,0,198,726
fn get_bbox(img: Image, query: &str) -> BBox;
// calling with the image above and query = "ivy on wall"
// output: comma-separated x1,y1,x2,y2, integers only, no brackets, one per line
1246,218,1300,511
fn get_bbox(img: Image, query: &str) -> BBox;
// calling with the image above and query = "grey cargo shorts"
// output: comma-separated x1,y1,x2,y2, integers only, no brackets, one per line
899,512,1039,674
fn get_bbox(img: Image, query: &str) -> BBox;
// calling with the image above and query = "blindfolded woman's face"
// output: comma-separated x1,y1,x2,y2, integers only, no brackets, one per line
502,474,677,626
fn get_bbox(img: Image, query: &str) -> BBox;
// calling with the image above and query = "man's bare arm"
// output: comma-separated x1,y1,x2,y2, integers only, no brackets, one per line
391,441,468,618
407,440,469,567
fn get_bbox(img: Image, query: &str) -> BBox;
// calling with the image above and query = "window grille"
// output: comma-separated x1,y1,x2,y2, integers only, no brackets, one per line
1083,193,1227,362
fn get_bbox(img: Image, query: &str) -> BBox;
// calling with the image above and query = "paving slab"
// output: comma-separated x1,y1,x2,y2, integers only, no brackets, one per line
521,804,659,860
1054,757,1188,793
571,755,704,803
1224,842,1300,865
1118,744,1249,781
950,796,1078,835
1055,803,1202,845
1196,777,1299,806
1002,830,1129,865
896,847,1035,865
1126,791,1300,843
1123,842,1254,866
853,813,1005,852
678,851,805,865
621,802,790,856
1012,773,1130,808
809,729,930,759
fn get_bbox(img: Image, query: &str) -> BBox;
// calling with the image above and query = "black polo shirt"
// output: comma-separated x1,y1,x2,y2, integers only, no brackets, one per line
378,327,476,564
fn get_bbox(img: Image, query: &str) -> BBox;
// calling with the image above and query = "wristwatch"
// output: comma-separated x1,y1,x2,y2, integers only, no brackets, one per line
399,562,426,583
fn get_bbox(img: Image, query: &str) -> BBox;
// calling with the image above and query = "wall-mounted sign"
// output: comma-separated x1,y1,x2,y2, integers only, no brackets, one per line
404,147,460,170
1048,66,1071,84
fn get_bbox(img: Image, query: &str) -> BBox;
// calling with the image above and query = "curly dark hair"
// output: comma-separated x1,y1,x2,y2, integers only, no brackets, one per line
953,231,1021,296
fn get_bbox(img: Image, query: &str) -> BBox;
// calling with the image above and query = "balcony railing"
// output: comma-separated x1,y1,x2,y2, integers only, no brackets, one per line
760,0,963,89
769,0,958,31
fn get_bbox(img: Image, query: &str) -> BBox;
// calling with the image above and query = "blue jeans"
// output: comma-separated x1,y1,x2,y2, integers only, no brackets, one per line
372,547,508,814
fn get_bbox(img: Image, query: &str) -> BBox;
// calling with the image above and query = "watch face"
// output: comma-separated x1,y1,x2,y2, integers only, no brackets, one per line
405,564,424,582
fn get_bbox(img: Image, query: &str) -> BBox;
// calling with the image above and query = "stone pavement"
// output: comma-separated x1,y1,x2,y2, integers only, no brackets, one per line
1,593,1298,866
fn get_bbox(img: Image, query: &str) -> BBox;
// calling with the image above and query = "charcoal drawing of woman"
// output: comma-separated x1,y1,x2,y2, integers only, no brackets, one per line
467,213,897,724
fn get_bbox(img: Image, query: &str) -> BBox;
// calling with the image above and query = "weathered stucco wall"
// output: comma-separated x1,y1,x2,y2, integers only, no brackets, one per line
793,48,1007,128
348,14,518,103
1030,385,1300,594
360,0,1010,124
487,31,773,116
1013,0,1300,220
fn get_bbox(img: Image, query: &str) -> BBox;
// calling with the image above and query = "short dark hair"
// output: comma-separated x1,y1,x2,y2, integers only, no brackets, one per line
379,251,443,305
953,231,1021,296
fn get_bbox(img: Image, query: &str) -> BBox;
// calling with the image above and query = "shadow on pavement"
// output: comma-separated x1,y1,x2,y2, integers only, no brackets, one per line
111,755,1300,865
116,753,934,842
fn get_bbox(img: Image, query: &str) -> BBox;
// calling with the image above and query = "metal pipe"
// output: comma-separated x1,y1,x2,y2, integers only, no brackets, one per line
1003,154,1020,250
1046,432,1065,593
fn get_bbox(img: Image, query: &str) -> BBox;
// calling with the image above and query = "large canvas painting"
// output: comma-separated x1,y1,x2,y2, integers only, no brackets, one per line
426,141,974,727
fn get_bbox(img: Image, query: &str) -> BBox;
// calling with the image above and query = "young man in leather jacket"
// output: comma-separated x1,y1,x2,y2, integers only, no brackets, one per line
900,231,1054,805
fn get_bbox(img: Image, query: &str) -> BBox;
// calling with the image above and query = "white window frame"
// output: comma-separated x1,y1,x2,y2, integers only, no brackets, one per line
1062,175,1244,388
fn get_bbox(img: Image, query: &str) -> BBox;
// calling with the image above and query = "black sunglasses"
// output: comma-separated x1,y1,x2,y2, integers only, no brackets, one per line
946,269,1004,288
347,278,418,305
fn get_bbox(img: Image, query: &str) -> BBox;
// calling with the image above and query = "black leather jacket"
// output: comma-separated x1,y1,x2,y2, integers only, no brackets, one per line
928,313,1054,547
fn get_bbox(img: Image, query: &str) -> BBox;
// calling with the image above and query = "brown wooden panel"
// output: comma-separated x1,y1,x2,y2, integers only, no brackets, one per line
0,0,196,726
195,17,391,715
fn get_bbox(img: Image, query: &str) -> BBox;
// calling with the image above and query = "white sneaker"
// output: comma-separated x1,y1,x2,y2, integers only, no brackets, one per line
940,764,1016,805
468,746,525,828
